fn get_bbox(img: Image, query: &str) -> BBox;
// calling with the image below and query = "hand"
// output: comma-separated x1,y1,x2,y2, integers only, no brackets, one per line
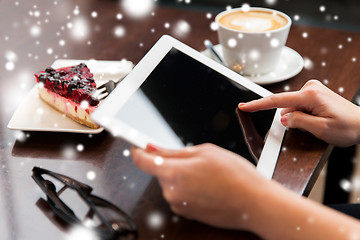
131,143,271,230
239,80,360,147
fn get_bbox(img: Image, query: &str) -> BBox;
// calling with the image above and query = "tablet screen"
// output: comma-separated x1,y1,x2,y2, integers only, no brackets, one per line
115,48,276,165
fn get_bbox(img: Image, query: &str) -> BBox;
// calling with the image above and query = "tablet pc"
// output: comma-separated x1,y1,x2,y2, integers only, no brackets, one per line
92,35,286,179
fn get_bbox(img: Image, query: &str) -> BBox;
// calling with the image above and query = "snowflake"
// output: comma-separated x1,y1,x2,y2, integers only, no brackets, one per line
62,146,76,159
66,226,99,240
173,20,191,37
73,7,80,15
123,149,130,157
30,25,41,37
70,17,89,41
293,15,300,21
154,156,164,166
302,32,308,38
91,11,98,18
265,0,277,5
14,131,26,142
270,38,280,48
114,26,126,38
86,171,96,180
210,22,218,31
147,211,164,229
249,49,260,60
59,39,66,46
36,107,44,115
339,179,352,192
76,144,84,152
227,38,237,48
319,5,326,12
116,13,123,20
303,57,314,70
241,3,250,12
5,50,17,62
35,10,41,18
121,0,154,19
307,217,315,223
5,61,15,71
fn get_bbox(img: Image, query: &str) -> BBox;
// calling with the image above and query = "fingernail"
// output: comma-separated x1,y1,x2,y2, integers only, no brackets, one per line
281,114,288,126
238,102,246,108
146,143,160,152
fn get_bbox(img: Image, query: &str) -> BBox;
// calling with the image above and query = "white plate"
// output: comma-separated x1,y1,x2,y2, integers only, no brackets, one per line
202,44,304,85
7,59,133,134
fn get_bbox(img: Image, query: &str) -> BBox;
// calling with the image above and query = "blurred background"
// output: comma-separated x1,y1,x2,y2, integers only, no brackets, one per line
158,0,360,32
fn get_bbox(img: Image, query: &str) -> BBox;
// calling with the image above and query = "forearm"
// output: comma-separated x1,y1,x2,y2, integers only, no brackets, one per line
247,181,360,240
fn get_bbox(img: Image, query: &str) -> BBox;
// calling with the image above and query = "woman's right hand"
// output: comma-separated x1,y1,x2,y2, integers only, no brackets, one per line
238,80,360,147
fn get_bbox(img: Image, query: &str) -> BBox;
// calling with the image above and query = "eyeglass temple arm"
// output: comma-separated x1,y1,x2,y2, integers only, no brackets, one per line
31,174,76,218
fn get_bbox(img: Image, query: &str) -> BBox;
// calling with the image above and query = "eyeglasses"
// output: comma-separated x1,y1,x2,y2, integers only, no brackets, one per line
32,167,138,240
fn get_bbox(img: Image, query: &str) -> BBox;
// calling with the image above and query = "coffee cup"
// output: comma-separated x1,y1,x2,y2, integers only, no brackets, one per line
216,7,291,76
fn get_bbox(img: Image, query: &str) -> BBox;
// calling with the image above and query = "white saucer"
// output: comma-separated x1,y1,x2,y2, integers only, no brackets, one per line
201,44,304,85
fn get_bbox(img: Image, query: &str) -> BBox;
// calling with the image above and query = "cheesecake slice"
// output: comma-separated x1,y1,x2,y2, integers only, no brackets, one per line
34,63,100,129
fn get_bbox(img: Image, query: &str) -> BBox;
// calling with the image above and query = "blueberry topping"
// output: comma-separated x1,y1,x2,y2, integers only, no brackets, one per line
36,63,98,106
38,73,47,83
45,67,55,74
88,97,99,106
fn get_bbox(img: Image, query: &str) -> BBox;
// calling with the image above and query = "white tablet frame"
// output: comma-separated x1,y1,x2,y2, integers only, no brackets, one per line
92,35,286,179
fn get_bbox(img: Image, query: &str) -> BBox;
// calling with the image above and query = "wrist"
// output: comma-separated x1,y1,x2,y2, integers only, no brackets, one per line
244,178,303,238
232,175,280,234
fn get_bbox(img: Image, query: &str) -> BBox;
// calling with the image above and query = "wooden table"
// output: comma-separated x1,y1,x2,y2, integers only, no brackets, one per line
1,0,360,239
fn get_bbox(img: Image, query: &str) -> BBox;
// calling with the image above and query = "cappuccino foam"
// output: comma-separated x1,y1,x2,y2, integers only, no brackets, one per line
219,11,288,32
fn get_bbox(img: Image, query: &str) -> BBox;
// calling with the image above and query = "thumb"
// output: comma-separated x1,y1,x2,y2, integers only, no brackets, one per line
282,111,326,136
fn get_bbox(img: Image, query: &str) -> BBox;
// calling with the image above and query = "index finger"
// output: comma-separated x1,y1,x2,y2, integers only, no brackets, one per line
131,146,189,179
131,147,168,177
238,91,304,112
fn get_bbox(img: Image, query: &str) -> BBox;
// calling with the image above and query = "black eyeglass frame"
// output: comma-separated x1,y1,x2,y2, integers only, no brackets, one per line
32,167,137,240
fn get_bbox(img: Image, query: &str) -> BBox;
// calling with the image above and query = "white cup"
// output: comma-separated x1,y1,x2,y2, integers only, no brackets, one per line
216,7,292,76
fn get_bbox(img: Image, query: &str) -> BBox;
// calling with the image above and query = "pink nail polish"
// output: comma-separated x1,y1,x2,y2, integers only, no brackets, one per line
238,103,246,108
146,143,160,152
281,115,288,126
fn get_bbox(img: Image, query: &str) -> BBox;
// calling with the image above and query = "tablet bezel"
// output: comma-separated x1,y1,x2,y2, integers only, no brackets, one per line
91,35,286,179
